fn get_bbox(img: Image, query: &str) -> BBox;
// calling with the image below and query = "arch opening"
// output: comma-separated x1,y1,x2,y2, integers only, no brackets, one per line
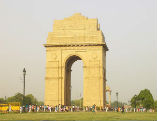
64,55,83,106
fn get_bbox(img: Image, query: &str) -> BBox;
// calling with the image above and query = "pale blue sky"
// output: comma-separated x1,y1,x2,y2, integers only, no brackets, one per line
0,0,156,103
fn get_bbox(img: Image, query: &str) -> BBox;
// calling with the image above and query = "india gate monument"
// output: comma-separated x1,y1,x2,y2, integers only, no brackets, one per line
44,13,108,107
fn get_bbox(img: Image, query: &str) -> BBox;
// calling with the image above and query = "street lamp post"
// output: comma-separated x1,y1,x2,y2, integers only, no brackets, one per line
23,68,26,106
23,68,26,96
116,92,118,111
134,95,137,112
80,93,81,108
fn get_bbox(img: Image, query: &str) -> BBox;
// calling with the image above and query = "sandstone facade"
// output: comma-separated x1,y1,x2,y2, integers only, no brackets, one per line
44,13,108,107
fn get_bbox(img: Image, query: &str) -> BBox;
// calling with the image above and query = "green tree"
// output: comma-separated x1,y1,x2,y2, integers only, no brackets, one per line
7,93,23,105
138,89,154,110
130,95,140,108
154,100,157,111
111,101,127,108
24,95,32,105
6,93,43,106
0,98,6,103
71,98,83,107
37,101,44,105
24,94,38,105
130,89,154,110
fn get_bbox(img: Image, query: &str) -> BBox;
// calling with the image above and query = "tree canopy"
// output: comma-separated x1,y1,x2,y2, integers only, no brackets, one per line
111,101,127,108
130,95,140,108
71,98,83,107
130,89,154,110
0,98,6,103
154,100,157,112
0,93,43,106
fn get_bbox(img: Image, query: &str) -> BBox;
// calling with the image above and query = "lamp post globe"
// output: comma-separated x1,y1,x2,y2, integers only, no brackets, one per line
23,68,26,75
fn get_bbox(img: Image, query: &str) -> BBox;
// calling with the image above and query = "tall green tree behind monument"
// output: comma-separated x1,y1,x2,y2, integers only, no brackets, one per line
138,89,154,110
130,89,154,110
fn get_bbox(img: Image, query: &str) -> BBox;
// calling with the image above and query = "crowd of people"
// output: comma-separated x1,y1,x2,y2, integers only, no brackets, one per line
103,106,155,113
15,104,154,113
20,104,98,113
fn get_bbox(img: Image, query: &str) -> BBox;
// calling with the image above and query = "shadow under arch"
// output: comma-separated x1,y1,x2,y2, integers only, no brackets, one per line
64,55,83,106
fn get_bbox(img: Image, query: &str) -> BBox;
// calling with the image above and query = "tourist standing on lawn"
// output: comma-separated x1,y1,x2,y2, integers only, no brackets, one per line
122,106,124,113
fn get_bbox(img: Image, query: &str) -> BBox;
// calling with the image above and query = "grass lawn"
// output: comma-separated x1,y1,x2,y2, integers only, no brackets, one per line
0,112,156,120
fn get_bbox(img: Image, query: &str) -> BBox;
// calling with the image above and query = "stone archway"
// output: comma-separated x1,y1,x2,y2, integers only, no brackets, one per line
64,55,82,106
44,13,108,107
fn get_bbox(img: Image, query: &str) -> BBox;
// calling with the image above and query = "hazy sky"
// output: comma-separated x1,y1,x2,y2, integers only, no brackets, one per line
0,0,156,103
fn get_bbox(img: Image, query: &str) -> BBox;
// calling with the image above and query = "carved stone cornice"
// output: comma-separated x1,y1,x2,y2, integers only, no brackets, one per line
44,43,108,51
